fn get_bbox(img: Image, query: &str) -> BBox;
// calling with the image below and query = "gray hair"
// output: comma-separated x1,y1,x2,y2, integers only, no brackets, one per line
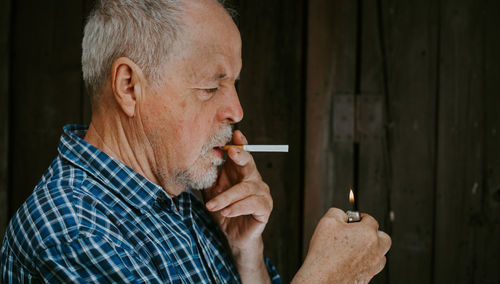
82,0,233,101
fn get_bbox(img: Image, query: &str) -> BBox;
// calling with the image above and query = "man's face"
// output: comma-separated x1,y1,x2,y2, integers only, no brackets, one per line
140,0,243,192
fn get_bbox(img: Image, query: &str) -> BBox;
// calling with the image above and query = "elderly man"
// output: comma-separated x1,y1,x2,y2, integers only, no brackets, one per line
1,0,391,283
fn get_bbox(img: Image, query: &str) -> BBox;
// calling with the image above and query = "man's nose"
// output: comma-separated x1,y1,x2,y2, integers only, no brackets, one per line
217,86,244,124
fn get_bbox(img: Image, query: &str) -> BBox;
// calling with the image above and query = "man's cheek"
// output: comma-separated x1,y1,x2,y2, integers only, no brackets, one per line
173,120,186,138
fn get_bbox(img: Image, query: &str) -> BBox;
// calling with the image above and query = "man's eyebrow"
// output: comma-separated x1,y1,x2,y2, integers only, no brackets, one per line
212,73,240,81
214,73,227,80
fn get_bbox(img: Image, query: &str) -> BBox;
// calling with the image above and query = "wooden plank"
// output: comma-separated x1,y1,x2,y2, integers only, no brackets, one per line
233,0,305,282
476,1,500,281
357,6,388,284
0,0,11,240
9,0,85,215
434,0,500,282
304,0,358,257
359,0,440,283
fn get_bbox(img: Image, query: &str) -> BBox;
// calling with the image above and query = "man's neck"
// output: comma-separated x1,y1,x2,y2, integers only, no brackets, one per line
84,118,185,197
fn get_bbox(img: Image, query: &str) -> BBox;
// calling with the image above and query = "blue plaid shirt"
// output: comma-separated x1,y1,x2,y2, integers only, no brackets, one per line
1,125,281,283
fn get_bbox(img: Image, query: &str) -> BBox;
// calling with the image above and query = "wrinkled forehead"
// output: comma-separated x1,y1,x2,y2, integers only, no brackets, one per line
180,0,241,51
164,0,242,82
183,44,241,83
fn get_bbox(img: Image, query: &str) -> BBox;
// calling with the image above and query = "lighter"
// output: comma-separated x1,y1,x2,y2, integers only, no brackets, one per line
347,188,361,223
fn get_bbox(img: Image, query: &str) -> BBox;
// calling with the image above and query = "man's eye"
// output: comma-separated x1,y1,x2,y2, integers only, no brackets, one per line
204,88,218,93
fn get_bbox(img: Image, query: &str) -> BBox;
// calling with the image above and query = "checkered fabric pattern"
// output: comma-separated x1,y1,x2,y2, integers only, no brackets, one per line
1,125,281,283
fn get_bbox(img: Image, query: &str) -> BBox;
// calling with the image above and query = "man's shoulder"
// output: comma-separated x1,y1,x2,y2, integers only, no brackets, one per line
1,157,111,265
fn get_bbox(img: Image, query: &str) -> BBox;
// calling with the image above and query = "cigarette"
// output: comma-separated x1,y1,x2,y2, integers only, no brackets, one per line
220,145,289,152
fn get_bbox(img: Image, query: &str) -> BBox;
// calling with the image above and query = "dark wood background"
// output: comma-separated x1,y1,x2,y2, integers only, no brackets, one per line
1,0,499,283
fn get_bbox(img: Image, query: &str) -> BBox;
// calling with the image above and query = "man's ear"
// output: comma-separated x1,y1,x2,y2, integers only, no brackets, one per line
110,57,144,117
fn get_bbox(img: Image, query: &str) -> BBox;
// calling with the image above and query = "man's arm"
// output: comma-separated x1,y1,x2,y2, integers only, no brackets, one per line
34,235,162,283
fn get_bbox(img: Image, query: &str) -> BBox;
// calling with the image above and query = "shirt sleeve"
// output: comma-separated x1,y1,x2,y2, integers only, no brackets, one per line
265,257,282,284
35,235,162,284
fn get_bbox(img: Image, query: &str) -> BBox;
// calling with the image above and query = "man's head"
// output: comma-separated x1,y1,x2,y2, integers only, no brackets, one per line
82,0,243,193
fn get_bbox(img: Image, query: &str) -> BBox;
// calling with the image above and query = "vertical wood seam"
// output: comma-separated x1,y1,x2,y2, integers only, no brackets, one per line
431,0,442,283
352,0,363,209
375,0,393,283
298,0,309,261
376,0,393,236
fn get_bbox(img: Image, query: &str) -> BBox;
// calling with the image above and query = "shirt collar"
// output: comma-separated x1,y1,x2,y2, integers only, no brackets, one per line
58,124,177,211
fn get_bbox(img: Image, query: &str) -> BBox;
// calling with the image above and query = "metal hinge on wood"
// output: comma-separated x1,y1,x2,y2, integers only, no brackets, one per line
332,94,383,143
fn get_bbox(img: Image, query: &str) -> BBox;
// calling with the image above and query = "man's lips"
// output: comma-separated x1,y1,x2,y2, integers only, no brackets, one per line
212,144,225,158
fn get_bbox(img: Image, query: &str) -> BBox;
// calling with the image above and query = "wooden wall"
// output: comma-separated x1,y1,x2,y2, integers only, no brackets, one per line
1,0,499,283
304,0,500,283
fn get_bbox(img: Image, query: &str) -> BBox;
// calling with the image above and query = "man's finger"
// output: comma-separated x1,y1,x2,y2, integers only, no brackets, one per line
325,207,349,222
373,256,387,276
227,146,253,167
360,213,379,230
232,130,248,145
378,230,392,255
205,181,264,211
220,195,271,222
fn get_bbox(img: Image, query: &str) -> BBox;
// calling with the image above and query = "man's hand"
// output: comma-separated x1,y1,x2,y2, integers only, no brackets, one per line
293,208,391,284
204,130,272,284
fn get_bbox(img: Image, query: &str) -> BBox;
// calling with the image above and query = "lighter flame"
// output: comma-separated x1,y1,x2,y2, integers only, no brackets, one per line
349,188,355,204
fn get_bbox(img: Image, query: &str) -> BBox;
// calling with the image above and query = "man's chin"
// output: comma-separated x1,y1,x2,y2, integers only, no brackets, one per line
177,164,219,190
177,150,225,190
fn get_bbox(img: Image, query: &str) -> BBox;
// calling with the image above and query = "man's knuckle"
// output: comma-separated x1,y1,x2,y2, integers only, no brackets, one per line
385,235,392,249
375,256,387,274
326,207,341,216
377,231,391,250
262,196,273,212
319,215,338,229
240,183,252,195
365,215,379,228
262,182,270,193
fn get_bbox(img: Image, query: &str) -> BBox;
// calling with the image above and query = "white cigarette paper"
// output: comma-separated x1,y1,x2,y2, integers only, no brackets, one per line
221,145,289,152
242,145,289,152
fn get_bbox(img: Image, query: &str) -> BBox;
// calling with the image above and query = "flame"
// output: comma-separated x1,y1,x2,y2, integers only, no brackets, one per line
349,188,355,204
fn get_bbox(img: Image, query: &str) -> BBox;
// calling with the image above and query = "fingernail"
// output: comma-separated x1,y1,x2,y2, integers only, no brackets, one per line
236,149,243,157
221,209,230,216
206,202,216,210
230,149,241,162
